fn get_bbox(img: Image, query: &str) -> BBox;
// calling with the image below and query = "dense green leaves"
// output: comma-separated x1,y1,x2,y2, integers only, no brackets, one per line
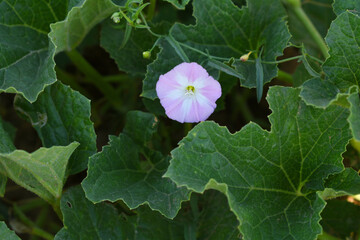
142,0,290,99
165,86,352,239
0,222,20,240
0,142,79,204
14,82,96,175
100,20,157,75
82,111,190,218
55,186,132,240
301,11,360,107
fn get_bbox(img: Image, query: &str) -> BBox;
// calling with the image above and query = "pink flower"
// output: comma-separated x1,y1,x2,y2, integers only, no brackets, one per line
156,62,222,123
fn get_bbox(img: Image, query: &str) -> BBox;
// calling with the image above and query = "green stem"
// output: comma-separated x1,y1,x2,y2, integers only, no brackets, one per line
55,67,92,98
147,0,156,20
66,50,123,111
277,70,293,84
184,123,193,135
102,74,133,83
317,231,341,240
284,0,329,58
18,198,47,212
13,204,54,240
30,206,49,240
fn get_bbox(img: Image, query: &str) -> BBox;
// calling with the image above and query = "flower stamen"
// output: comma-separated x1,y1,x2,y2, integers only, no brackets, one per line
185,85,195,96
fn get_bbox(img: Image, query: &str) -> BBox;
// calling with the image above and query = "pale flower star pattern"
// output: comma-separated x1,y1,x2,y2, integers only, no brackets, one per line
156,62,222,123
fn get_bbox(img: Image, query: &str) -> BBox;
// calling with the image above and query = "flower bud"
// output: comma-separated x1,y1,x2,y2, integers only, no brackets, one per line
111,12,121,23
240,51,252,62
136,18,142,24
143,51,151,59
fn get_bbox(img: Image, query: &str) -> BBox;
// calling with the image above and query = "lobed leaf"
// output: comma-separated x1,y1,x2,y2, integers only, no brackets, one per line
163,0,191,10
333,0,360,16
165,86,352,239
14,82,96,175
82,111,190,219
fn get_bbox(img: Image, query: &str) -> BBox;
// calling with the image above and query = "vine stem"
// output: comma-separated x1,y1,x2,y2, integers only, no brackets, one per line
65,50,123,111
283,0,329,59
13,204,54,240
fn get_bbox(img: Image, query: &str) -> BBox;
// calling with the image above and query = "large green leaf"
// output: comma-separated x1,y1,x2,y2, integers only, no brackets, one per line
49,0,118,53
82,111,190,219
142,0,290,99
165,86,352,239
14,82,96,175
100,20,157,75
55,185,132,240
0,142,79,204
0,222,20,240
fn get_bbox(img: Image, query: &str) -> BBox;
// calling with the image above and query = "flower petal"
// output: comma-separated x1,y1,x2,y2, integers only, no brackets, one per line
197,76,222,102
173,62,209,82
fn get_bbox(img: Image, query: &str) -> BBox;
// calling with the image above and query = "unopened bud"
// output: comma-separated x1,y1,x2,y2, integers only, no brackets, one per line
143,51,151,59
111,12,121,23
136,18,142,24
240,51,252,62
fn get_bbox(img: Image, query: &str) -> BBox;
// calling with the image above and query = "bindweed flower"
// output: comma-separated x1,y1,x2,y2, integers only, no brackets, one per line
156,62,222,123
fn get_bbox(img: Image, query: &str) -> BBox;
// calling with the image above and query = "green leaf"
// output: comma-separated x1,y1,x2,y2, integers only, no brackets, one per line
49,0,119,53
321,200,360,239
100,20,157,75
165,86,352,239
14,82,96,175
348,92,360,140
300,78,340,108
0,142,79,204
142,0,290,99
82,111,190,219
0,222,20,240
55,185,133,240
163,0,191,10
333,0,360,16
323,168,360,197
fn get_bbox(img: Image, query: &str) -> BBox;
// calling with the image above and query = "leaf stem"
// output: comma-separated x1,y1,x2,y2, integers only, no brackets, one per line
277,70,293,84
66,50,123,111
283,0,329,58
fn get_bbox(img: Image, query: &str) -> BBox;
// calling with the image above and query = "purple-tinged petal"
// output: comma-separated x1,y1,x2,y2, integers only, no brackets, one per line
173,62,209,82
197,76,222,102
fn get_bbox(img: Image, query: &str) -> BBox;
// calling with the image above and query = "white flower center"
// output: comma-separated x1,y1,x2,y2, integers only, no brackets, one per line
185,85,195,96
